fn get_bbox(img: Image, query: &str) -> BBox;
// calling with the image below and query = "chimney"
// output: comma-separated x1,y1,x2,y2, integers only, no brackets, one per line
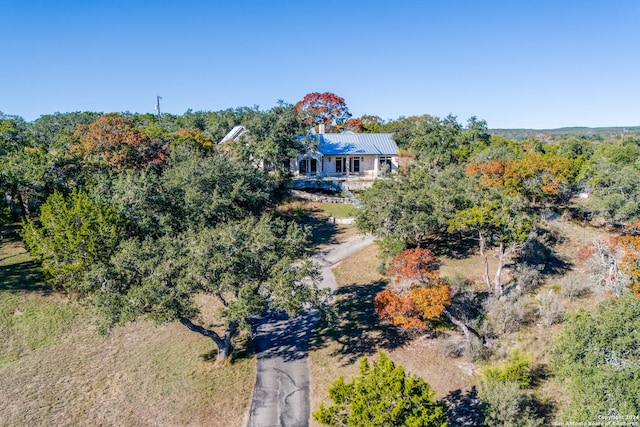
318,123,325,134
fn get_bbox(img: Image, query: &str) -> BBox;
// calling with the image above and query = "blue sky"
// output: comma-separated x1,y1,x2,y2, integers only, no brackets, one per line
2,1,639,128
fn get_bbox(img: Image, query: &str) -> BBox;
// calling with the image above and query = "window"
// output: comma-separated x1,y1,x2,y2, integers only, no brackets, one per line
310,158,317,173
379,156,392,174
336,157,344,173
353,157,361,173
299,159,307,174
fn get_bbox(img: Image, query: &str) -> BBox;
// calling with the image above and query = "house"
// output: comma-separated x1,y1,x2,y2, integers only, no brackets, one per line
219,125,247,144
292,125,399,180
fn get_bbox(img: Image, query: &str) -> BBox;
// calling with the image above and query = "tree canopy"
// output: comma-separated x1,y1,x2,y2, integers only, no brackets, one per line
294,92,351,128
551,296,640,421
313,352,447,427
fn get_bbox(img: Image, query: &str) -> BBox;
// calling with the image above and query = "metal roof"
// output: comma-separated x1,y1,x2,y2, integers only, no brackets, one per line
219,125,247,144
315,133,398,155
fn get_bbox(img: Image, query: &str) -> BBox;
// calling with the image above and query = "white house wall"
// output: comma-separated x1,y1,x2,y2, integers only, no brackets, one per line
294,155,397,177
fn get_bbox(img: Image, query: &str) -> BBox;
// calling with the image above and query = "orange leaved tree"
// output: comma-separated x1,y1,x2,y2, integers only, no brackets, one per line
294,92,351,128
72,113,168,171
467,153,574,206
375,248,474,342
616,220,640,296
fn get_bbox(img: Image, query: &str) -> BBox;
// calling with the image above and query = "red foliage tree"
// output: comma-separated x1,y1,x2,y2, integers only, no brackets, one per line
294,92,351,127
388,248,440,287
374,248,450,330
342,118,364,133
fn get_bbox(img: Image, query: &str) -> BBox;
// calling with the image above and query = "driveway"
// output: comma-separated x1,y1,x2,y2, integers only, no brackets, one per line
246,234,375,427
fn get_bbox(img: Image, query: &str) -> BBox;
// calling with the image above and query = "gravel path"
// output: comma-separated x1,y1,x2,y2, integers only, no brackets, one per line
246,234,375,427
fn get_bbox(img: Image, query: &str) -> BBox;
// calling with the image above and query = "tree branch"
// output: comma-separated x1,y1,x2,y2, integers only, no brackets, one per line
180,317,224,347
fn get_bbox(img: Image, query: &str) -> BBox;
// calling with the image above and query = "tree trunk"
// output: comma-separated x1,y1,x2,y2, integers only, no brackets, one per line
479,232,491,291
442,308,486,348
180,318,238,361
16,192,28,220
443,308,471,344
493,242,506,297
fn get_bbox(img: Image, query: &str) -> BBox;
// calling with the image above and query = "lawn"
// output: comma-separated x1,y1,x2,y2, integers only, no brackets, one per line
0,225,256,427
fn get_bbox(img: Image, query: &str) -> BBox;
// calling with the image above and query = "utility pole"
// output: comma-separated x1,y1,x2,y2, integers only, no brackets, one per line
155,95,162,118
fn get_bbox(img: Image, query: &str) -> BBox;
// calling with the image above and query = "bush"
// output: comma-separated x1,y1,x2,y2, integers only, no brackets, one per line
477,378,543,427
482,349,533,388
313,352,447,427
559,277,592,301
535,290,565,327
512,265,543,295
478,350,543,427
485,296,535,335
551,296,640,421
0,204,12,225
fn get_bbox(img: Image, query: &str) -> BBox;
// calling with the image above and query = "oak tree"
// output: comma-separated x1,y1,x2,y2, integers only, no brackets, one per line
449,196,533,296
87,214,327,361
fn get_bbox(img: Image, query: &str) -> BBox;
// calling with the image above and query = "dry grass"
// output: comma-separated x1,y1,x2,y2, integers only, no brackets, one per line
308,214,623,424
0,226,256,427
308,244,385,426
308,243,475,426
0,318,255,426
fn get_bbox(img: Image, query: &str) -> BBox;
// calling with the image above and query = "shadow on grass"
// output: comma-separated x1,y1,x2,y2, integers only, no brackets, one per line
1,226,48,294
444,387,484,427
514,234,573,276
0,224,23,244
0,260,48,293
309,281,413,366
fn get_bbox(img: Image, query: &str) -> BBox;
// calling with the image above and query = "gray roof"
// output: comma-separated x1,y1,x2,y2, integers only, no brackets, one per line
219,125,247,144
315,132,398,155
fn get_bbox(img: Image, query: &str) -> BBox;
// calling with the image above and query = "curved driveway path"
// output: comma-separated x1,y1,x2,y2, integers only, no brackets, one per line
246,234,375,427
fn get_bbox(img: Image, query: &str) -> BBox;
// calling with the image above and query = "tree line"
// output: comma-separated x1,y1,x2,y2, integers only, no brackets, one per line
2,99,640,422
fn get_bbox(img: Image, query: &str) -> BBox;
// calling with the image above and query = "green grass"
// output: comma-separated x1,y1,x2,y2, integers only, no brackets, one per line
0,293,81,366
317,202,358,218
0,224,80,366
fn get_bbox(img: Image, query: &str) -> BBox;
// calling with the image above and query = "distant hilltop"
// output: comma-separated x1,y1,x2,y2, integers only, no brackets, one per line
489,126,640,140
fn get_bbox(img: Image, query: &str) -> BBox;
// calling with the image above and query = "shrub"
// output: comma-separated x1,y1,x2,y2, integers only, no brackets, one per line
551,296,640,421
477,378,543,427
478,350,543,427
560,277,592,301
535,290,565,327
512,265,543,295
0,204,12,225
313,352,447,427
485,296,534,335
482,349,533,388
